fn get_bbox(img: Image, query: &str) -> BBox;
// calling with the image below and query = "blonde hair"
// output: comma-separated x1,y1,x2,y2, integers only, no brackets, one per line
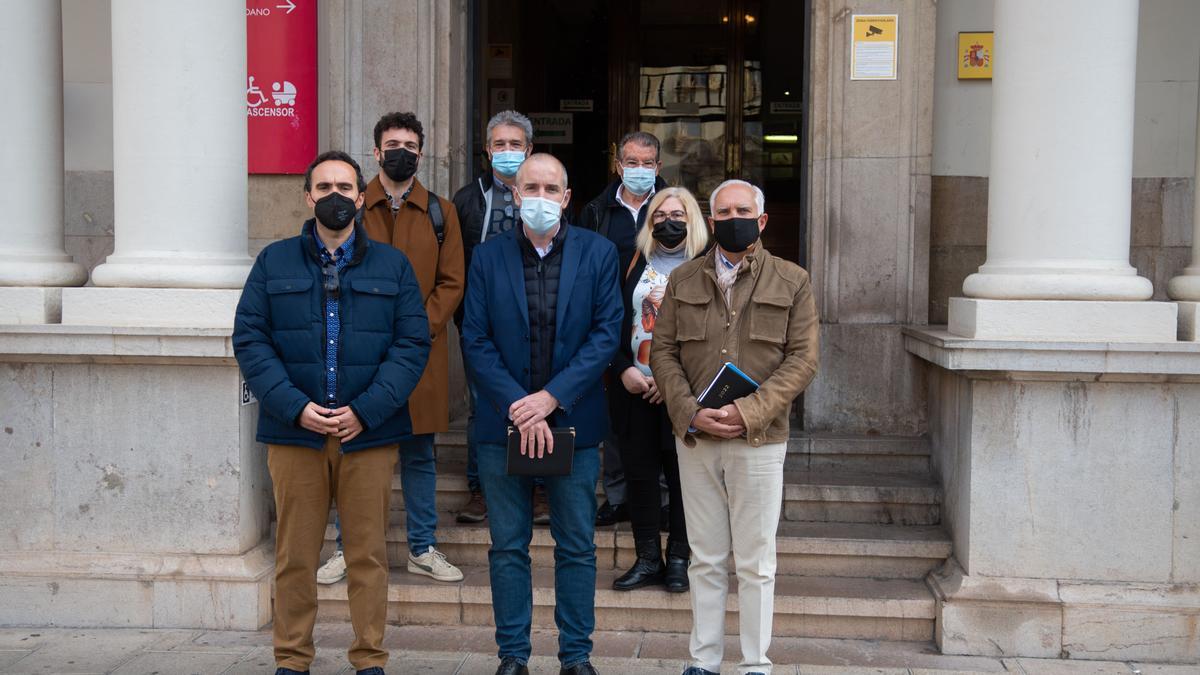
636,187,709,260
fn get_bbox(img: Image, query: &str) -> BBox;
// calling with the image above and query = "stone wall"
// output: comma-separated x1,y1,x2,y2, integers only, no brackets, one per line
804,0,936,436
909,329,1200,662
930,176,1195,324
0,328,274,629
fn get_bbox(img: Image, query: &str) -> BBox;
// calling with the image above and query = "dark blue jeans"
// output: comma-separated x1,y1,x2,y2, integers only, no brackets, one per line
334,433,437,556
398,433,438,555
477,442,599,667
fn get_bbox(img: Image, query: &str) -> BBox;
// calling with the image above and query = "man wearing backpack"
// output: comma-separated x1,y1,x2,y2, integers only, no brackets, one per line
316,111,466,586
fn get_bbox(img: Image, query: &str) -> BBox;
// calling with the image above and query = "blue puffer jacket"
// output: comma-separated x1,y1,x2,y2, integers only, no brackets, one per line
233,220,431,452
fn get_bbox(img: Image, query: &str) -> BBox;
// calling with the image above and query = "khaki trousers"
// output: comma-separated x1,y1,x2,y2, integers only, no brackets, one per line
676,436,787,675
268,436,398,671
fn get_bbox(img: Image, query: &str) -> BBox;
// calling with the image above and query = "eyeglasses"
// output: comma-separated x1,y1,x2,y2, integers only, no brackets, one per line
321,259,340,299
652,210,687,222
620,159,659,169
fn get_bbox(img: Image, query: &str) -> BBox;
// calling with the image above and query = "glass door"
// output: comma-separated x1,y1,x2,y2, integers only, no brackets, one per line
613,0,806,264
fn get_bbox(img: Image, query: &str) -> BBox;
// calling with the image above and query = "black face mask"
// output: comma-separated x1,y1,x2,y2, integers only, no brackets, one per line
313,192,358,231
713,217,760,253
380,148,419,182
652,219,688,249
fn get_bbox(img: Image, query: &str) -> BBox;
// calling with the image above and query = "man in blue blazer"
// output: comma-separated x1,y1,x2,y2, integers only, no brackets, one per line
233,150,430,675
462,153,622,675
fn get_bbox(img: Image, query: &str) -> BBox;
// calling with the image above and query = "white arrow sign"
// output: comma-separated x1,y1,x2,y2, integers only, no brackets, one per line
276,0,296,14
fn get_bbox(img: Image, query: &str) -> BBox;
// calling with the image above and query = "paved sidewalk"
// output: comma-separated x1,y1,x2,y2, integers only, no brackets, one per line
0,626,1193,674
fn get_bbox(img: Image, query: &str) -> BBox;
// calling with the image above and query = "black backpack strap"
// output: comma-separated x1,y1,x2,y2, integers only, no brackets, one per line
427,190,445,246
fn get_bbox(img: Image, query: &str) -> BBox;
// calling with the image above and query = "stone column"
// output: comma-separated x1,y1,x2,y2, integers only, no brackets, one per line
63,0,253,327
1166,59,1200,339
0,0,87,322
949,0,1176,341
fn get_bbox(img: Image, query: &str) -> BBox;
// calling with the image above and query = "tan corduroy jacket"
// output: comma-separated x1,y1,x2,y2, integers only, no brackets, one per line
649,246,819,447
361,175,465,435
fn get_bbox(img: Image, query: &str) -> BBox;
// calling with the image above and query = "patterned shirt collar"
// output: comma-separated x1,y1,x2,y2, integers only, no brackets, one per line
316,229,356,265
387,182,414,212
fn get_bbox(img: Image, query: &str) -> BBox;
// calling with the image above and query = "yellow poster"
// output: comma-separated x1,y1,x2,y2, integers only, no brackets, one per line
851,14,898,80
958,32,993,79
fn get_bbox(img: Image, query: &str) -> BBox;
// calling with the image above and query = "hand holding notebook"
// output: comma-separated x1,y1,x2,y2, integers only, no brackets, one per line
697,361,760,408
506,425,576,476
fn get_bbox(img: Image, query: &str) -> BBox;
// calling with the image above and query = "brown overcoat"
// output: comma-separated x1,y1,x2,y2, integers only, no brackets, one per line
361,175,465,434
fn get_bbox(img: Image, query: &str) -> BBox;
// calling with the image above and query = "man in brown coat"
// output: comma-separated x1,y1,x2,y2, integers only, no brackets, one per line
650,179,819,675
317,112,467,585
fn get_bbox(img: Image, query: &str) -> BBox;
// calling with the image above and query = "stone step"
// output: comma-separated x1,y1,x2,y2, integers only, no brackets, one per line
783,469,942,525
383,467,942,525
321,518,951,579
313,565,935,642
432,429,933,476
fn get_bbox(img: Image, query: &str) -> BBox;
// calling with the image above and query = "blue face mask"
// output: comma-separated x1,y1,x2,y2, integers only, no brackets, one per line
519,196,563,235
491,150,526,178
621,166,656,196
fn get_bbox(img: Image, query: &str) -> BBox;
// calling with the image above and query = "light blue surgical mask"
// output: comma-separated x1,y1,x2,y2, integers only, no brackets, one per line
491,150,526,178
519,196,563,235
620,166,656,196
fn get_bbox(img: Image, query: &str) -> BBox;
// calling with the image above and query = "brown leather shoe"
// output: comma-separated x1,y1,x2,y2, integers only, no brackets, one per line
533,485,551,525
457,490,487,523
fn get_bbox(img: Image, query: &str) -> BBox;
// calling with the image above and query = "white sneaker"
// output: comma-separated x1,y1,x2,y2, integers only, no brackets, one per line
316,550,346,585
407,546,464,582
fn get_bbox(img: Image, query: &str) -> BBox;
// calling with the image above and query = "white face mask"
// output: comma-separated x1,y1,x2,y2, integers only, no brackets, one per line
519,196,563,235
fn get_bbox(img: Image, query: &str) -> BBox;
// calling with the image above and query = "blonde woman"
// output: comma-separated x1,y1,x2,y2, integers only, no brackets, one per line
609,186,709,592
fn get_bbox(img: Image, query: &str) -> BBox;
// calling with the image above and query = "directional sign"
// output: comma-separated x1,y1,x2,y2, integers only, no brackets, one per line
246,0,316,173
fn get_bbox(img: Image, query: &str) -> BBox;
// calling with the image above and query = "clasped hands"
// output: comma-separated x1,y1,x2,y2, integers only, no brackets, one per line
620,367,663,404
509,390,559,459
692,403,745,439
299,402,364,442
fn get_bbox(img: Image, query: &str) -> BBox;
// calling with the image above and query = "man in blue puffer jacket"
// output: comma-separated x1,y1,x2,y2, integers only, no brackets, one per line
233,150,430,675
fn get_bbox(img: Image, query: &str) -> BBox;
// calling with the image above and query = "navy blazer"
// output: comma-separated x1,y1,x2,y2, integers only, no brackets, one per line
462,225,622,447
233,220,431,452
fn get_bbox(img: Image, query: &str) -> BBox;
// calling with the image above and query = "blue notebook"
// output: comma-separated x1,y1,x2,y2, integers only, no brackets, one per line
697,362,760,408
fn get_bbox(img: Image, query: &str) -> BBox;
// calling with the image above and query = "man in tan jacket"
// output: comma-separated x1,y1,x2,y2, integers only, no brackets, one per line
317,112,467,585
649,179,818,675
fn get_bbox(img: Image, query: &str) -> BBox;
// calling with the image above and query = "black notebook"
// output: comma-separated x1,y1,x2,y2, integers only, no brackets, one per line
697,362,760,408
506,426,575,476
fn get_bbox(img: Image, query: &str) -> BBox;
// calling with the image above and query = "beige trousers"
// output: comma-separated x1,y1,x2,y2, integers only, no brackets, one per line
268,436,398,671
676,436,787,675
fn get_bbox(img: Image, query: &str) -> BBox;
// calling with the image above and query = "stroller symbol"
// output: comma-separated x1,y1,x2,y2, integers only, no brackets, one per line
271,81,297,106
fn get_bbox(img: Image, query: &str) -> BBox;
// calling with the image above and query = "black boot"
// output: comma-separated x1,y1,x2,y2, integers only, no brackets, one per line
613,537,664,590
664,539,690,593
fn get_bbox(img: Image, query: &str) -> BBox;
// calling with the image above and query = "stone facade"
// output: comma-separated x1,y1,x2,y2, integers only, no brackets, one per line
930,176,1196,324
910,328,1200,662
0,328,272,629
805,0,935,435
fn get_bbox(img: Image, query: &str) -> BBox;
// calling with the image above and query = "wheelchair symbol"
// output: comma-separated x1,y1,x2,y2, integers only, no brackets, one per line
246,76,268,107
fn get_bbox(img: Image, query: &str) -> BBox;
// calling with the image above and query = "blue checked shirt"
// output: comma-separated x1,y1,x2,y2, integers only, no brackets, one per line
317,230,356,406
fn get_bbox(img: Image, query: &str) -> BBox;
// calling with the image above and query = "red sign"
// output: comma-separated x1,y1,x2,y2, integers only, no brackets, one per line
246,0,317,174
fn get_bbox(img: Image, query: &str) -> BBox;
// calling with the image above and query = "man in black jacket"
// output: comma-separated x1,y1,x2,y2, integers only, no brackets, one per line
451,110,550,524
577,130,669,526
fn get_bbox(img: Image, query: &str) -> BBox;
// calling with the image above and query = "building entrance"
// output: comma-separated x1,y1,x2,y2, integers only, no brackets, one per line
472,0,807,264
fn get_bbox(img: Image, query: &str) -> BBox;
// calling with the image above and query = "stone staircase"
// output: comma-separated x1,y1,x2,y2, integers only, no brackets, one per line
314,427,950,643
